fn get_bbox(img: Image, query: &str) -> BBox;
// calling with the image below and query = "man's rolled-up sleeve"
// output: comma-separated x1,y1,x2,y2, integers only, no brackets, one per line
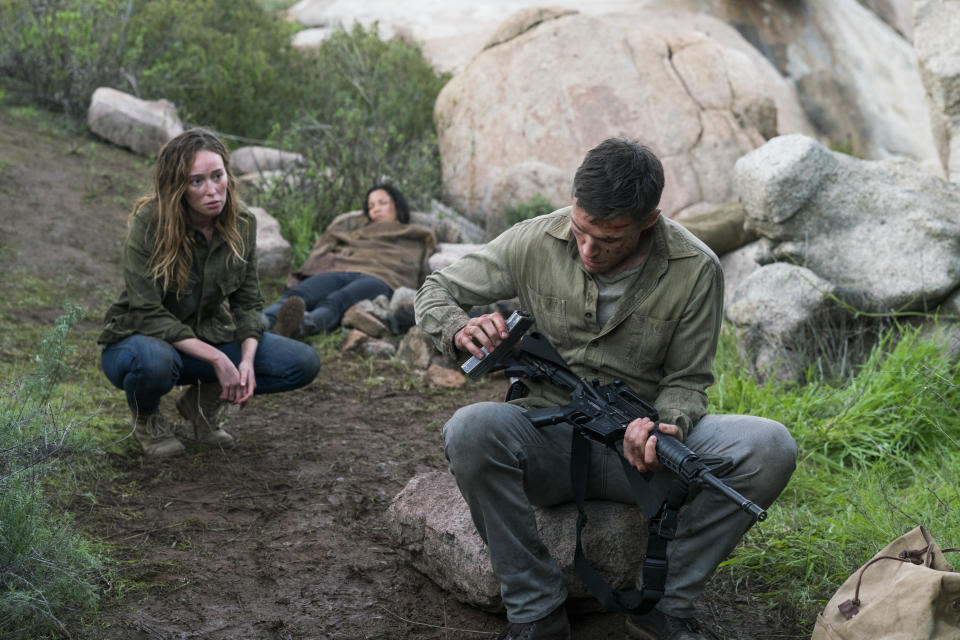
414,229,521,361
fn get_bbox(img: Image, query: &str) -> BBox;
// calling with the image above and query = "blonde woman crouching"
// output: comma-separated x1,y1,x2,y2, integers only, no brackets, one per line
98,128,320,458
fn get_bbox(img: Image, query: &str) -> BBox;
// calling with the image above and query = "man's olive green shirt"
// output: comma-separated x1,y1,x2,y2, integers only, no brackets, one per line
414,207,723,437
98,203,265,346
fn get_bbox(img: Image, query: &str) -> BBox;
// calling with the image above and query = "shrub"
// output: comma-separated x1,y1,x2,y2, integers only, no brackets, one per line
127,0,303,139
0,0,304,138
0,0,136,114
504,193,556,227
0,303,107,638
254,24,450,265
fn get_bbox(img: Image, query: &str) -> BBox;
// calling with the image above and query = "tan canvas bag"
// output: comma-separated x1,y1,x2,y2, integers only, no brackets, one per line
812,525,960,639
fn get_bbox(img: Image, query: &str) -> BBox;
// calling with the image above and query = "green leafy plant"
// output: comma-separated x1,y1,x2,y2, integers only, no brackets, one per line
253,23,449,265
0,0,137,114
126,0,303,139
504,193,556,227
0,303,108,638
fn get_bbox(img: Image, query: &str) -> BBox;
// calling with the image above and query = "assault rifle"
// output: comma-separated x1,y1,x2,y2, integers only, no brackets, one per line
461,311,766,522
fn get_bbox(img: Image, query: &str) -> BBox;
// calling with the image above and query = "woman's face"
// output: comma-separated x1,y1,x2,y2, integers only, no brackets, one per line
367,189,398,223
184,150,227,226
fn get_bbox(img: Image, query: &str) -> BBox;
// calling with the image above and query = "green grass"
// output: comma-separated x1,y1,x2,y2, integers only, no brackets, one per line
711,324,960,623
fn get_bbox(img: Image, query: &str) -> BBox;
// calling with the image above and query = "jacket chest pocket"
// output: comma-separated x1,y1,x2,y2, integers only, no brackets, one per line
524,285,571,346
217,270,242,297
619,315,678,368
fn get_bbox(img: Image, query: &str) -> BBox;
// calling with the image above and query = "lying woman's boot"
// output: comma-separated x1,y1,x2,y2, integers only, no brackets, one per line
132,411,186,458
176,383,235,448
269,296,306,338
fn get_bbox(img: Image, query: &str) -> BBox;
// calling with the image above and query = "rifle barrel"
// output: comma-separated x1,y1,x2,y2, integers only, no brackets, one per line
700,472,767,521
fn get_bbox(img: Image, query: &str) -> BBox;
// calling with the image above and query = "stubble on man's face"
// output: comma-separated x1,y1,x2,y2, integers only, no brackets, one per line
569,204,655,276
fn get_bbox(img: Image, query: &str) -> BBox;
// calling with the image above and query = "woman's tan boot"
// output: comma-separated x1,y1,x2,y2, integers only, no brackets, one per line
176,383,235,448
132,411,186,458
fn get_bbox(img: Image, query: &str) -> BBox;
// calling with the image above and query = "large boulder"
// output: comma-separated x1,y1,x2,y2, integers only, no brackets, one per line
725,263,841,383
434,8,812,229
719,238,775,311
735,135,960,312
86,87,183,157
913,0,960,182
695,0,940,172
248,206,292,281
387,470,647,611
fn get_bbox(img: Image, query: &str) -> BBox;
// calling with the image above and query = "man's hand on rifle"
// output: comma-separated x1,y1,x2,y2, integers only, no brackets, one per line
454,313,510,358
623,417,683,473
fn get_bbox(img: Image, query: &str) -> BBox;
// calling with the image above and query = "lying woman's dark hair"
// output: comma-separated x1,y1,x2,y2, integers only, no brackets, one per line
363,183,411,224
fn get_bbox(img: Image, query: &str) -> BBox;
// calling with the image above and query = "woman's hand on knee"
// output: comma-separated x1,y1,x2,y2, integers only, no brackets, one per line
212,354,244,404
235,360,256,406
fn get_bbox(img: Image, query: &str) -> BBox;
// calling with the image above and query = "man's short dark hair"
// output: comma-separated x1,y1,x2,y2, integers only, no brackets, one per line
572,138,665,223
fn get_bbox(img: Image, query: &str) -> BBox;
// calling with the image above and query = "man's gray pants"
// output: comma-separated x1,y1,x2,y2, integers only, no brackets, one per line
442,402,797,623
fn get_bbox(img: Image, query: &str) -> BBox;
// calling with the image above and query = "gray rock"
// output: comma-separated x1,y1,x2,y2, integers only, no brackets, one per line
248,206,292,281
86,87,183,157
919,286,960,362
413,205,485,244
343,302,389,338
719,238,774,312
735,135,960,312
396,326,435,370
428,243,485,273
389,287,416,317
389,287,417,332
735,135,838,226
231,146,304,175
725,263,840,383
387,470,647,611
360,339,397,359
913,0,960,182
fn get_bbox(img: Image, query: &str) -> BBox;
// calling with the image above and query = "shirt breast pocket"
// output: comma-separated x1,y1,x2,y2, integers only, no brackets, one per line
218,271,242,297
622,315,678,368
524,285,571,345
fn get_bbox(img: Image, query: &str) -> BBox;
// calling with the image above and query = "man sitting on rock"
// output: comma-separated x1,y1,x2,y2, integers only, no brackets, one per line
414,138,797,640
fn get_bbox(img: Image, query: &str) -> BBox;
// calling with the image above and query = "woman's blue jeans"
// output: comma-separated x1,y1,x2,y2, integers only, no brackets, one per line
101,333,321,414
262,272,392,336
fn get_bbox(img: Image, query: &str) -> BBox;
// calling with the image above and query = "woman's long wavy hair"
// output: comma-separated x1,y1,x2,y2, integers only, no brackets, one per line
130,128,246,298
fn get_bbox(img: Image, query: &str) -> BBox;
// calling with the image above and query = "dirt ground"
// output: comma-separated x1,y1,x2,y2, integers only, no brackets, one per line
0,107,806,639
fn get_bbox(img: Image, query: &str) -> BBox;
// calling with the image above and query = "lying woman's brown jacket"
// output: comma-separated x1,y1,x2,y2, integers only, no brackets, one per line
290,211,437,291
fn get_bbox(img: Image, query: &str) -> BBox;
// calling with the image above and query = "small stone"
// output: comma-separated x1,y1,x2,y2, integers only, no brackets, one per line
426,364,467,388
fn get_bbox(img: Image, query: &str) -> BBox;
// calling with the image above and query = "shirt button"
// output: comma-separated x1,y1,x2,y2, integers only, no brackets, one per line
585,312,592,318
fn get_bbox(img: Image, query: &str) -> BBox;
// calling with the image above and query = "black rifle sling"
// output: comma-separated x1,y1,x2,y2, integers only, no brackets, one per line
569,427,688,614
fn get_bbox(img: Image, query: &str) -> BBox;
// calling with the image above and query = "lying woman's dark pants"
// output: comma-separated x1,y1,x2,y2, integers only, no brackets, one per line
262,272,392,336
100,332,321,414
